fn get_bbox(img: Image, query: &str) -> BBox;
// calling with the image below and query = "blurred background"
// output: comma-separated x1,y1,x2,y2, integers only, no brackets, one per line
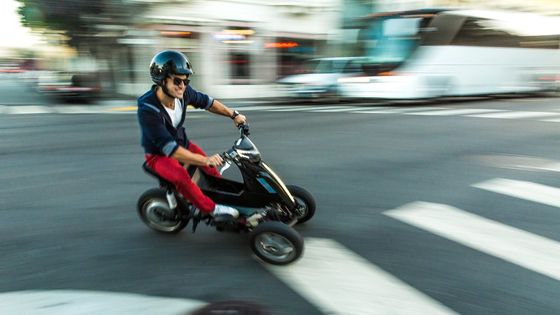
1,0,559,102
3,2,560,315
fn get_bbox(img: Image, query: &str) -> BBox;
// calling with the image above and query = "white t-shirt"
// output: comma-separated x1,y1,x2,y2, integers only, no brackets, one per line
163,98,183,128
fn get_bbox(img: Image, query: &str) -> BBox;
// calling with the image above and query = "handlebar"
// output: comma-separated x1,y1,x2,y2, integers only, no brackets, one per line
210,124,250,167
237,123,250,136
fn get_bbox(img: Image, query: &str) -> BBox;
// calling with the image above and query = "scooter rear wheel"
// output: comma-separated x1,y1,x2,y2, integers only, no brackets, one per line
250,221,304,265
137,188,188,234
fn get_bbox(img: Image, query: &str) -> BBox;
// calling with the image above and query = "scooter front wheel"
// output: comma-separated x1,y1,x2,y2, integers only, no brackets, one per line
137,188,188,234
249,221,304,265
287,185,316,224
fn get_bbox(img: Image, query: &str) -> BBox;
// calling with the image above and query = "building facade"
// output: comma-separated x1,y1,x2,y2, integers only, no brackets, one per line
114,0,342,99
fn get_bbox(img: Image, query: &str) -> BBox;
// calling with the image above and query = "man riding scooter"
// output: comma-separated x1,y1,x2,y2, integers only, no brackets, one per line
137,50,247,221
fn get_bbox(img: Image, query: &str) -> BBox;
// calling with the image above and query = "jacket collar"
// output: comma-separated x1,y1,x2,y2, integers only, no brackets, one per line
149,85,186,128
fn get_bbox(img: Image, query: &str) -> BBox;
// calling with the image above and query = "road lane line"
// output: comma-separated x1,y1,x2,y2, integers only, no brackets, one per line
266,105,347,112
466,111,559,119
384,202,560,281
309,106,380,112
52,106,106,114
228,105,284,111
355,107,448,114
540,118,560,123
406,108,504,116
266,237,458,315
7,106,55,114
0,290,205,315
473,178,560,208
472,154,560,173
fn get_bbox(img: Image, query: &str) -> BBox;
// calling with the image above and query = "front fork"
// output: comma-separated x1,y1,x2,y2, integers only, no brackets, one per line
166,190,177,209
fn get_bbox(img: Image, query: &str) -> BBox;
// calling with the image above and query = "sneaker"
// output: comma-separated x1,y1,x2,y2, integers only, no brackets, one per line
212,204,239,218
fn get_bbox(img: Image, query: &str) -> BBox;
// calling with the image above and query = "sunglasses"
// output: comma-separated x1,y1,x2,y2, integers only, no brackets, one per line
171,77,190,87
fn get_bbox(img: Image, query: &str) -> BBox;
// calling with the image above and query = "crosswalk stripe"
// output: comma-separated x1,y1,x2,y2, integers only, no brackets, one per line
466,111,559,119
473,178,560,208
384,201,560,281
354,107,448,114
406,108,504,116
0,290,206,314
266,237,458,315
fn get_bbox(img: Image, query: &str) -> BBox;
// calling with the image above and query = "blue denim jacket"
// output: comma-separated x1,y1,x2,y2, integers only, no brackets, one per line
137,85,214,156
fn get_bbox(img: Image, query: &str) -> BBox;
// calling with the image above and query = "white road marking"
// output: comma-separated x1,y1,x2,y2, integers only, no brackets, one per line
466,111,559,119
227,105,284,111
473,178,560,208
266,237,458,315
354,107,448,114
0,290,205,315
266,105,347,112
52,106,107,114
406,108,504,116
385,202,560,281
540,118,560,123
7,106,56,114
309,106,378,112
471,154,560,173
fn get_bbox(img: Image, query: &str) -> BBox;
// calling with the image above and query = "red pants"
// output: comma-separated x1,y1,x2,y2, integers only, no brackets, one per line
145,142,221,214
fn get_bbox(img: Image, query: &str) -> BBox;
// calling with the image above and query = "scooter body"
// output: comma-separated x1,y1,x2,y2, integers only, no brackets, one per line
194,130,299,215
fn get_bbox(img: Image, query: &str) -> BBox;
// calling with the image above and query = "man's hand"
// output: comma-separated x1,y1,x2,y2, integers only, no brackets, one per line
205,154,224,167
233,113,247,126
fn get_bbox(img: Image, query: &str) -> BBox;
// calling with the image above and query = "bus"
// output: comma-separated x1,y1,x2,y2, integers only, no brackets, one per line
338,9,560,99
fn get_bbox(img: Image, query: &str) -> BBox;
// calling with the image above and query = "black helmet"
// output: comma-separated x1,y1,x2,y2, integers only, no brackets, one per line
149,50,193,85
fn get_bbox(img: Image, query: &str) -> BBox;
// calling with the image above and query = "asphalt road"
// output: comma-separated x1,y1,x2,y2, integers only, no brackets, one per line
2,93,560,314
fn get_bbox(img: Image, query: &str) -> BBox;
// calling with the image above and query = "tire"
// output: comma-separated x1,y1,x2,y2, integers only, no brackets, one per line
249,221,304,265
137,188,187,234
286,185,316,224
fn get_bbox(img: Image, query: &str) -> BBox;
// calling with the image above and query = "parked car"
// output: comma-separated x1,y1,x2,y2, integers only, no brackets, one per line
277,57,367,100
36,56,102,102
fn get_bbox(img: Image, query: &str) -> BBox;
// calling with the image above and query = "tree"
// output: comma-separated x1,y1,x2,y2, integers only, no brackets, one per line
17,0,141,49
17,0,146,94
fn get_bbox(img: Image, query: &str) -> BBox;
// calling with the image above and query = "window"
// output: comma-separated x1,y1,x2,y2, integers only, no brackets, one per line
343,60,363,73
229,53,250,83
451,18,521,48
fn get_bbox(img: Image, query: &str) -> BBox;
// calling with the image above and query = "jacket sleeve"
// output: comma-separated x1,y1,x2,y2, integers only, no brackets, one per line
185,85,214,110
138,103,179,156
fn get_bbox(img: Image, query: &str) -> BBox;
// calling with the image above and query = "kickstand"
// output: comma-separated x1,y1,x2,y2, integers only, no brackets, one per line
191,216,200,233
189,208,200,233
190,210,211,233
